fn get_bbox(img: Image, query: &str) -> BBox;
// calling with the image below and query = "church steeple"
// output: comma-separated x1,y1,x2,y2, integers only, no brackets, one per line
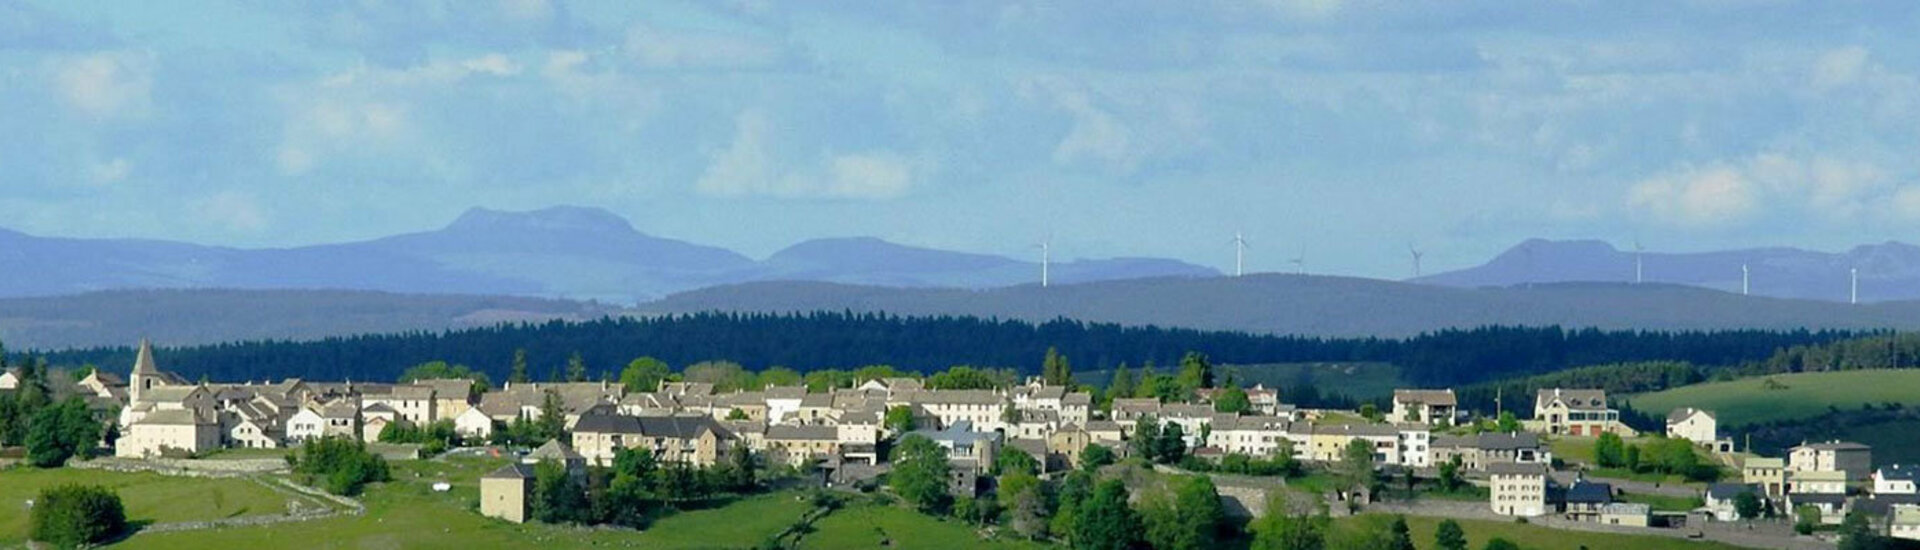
130,339,158,403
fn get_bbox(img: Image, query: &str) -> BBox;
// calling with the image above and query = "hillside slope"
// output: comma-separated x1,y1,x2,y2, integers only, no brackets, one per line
1419,238,1920,303
643,274,1920,338
0,289,619,350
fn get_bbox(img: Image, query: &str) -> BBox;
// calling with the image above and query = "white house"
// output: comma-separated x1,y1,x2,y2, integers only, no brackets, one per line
1391,389,1458,426
1665,407,1718,446
455,407,495,439
287,407,327,442
1875,465,1918,496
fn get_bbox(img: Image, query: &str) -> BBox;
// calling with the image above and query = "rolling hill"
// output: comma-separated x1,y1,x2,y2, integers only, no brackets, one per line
1419,238,1920,303
0,289,621,350
642,274,1920,338
0,206,1216,303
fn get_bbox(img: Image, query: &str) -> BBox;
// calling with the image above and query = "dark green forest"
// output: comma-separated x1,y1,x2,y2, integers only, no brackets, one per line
20,312,1861,387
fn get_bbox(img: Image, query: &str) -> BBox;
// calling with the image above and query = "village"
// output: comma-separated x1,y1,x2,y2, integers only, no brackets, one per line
13,339,1906,547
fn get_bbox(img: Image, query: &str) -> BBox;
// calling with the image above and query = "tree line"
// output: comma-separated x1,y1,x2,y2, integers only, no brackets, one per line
20,314,1858,387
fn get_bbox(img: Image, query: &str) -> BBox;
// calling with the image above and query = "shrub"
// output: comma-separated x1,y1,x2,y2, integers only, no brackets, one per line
30,484,127,549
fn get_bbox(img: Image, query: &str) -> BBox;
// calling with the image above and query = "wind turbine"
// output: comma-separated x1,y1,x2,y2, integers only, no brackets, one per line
1633,239,1645,284
1231,232,1249,277
1408,244,1425,278
1851,267,1859,305
1289,249,1306,275
1741,263,1750,296
1034,236,1052,288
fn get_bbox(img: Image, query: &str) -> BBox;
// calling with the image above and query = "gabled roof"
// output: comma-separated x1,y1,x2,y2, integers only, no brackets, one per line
1062,392,1092,406
1487,462,1549,476
1565,479,1613,503
1666,407,1714,424
1393,389,1458,407
766,425,838,441
765,386,806,399
1878,464,1919,482
1600,502,1650,516
1535,388,1608,410
529,440,585,462
137,408,214,426
905,390,1002,406
1311,422,1400,437
484,463,537,479
362,403,397,414
1476,432,1543,451
1794,440,1871,452
1744,457,1785,469
1707,483,1759,500
143,385,208,403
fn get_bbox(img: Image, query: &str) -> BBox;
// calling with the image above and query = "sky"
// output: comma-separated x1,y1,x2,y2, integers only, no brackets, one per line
3,1,1920,279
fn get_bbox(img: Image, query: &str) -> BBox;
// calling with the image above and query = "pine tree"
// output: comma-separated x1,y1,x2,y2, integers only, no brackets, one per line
509,349,530,385
566,352,587,382
1434,519,1468,550
1107,363,1134,402
1042,347,1073,386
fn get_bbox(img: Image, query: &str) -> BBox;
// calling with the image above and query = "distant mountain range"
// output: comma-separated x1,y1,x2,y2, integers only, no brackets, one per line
1417,239,1920,303
0,289,618,350
644,275,1920,338
8,275,1920,350
0,206,1216,302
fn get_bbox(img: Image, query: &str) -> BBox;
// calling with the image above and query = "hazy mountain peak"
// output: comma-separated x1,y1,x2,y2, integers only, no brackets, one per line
445,206,637,235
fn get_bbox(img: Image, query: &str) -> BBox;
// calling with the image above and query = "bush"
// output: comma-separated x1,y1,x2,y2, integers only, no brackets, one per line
30,484,127,549
292,437,391,496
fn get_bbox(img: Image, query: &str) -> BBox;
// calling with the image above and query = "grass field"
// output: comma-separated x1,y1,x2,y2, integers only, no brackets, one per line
1549,435,1727,485
1618,492,1704,512
1338,514,1746,550
0,468,290,545
1626,369,1920,425
798,504,1050,550
117,457,818,550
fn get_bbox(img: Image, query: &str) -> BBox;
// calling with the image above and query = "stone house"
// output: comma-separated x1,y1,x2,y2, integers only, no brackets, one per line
1391,389,1458,426
1665,407,1718,446
1489,462,1552,517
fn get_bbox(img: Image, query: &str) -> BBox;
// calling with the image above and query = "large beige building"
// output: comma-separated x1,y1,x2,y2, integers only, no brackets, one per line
116,409,221,458
1489,462,1551,517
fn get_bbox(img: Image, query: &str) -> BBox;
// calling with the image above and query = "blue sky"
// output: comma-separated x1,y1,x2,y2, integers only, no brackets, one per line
3,1,1919,279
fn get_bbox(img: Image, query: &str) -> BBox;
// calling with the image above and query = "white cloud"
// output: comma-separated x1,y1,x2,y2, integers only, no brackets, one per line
1025,77,1135,169
696,110,914,200
461,53,521,76
828,152,912,199
1812,46,1869,89
1629,153,1904,227
624,23,790,71
193,191,269,232
85,157,129,184
1627,163,1759,227
52,51,152,119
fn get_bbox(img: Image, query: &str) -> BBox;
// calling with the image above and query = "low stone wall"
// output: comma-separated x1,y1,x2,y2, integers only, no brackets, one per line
72,457,288,477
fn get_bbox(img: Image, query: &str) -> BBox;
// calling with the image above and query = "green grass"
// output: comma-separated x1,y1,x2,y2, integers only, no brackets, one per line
1626,369,1920,425
798,504,1051,550
1618,492,1704,512
1338,514,1747,550
0,468,290,545
117,456,817,549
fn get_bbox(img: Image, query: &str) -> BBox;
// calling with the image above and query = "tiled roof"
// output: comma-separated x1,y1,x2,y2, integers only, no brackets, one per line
1393,389,1458,406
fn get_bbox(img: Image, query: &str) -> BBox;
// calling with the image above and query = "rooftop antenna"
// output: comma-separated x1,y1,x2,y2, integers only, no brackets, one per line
1741,263,1750,296
1231,232,1249,277
1408,244,1425,278
1851,267,1859,304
